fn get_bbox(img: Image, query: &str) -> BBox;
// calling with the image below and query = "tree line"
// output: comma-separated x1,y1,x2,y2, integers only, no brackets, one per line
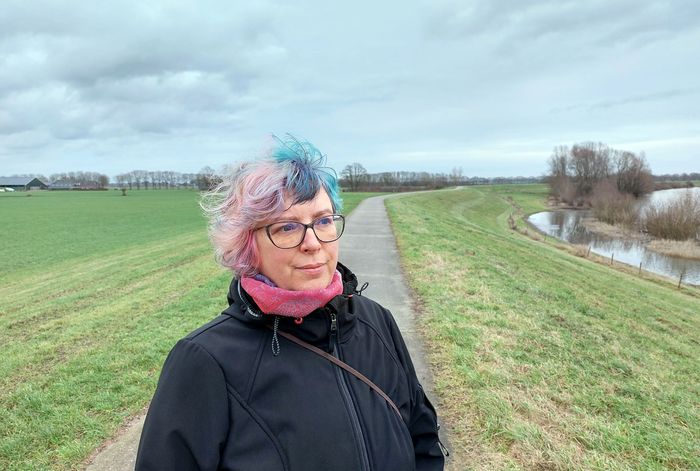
49,171,110,188
3,168,220,190
339,163,542,192
113,168,219,190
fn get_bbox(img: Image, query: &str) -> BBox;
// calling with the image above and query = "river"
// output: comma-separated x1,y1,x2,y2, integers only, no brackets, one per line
527,187,700,286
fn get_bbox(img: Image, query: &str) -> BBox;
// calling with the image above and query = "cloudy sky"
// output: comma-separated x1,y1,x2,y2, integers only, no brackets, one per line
1,0,699,178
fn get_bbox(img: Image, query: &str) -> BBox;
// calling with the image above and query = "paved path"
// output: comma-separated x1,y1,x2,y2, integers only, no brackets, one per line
85,194,448,469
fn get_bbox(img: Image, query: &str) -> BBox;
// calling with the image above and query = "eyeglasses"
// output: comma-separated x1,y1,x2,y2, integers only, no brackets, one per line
258,214,345,249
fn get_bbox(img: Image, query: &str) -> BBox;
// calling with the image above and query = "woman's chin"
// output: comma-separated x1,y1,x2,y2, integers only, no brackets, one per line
288,272,332,291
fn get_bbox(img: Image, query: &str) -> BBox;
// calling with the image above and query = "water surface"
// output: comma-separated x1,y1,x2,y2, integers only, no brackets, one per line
528,188,700,286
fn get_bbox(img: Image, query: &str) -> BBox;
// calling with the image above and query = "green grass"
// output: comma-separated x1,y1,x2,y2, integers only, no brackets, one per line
386,185,699,470
0,190,206,281
0,189,381,470
340,191,385,214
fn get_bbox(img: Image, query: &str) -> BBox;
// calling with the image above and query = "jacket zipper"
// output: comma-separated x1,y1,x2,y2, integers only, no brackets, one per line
330,312,371,471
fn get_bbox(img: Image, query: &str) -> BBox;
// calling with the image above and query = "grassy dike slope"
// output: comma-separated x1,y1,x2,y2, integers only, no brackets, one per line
386,185,699,470
0,190,374,470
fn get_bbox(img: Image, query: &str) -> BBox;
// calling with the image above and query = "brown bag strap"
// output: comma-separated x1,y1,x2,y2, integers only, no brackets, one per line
273,329,403,420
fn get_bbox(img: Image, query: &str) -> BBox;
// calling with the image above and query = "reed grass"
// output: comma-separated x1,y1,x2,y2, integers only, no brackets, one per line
643,190,700,241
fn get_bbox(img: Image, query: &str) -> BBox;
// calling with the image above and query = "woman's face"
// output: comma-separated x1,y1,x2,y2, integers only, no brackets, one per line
255,190,339,291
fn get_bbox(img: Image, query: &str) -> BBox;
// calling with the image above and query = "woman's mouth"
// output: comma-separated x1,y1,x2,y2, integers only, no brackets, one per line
297,263,325,274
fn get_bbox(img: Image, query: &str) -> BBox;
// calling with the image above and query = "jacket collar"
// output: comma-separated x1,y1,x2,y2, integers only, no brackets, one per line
223,262,360,349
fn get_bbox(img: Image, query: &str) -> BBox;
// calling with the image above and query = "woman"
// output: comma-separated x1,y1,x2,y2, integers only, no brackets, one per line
135,136,446,470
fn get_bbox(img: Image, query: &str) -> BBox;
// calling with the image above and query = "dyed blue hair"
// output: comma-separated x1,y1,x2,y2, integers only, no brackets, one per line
201,134,343,276
271,134,343,213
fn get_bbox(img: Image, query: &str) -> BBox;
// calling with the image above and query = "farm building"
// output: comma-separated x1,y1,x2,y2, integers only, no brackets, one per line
49,180,103,190
0,177,48,191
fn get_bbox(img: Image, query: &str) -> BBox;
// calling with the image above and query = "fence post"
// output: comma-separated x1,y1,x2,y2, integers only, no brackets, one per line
678,269,685,289
638,261,642,275
610,253,614,265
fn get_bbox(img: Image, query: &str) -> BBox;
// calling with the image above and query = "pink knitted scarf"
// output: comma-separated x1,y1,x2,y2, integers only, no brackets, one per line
241,270,343,317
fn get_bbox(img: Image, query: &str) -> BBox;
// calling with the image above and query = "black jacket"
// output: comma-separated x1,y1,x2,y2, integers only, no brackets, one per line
136,263,445,470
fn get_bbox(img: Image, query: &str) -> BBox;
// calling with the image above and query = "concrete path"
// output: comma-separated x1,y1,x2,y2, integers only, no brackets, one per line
341,195,439,392
85,194,448,469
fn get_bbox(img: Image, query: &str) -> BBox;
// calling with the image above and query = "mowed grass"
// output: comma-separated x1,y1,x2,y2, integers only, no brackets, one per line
386,185,699,470
0,190,207,281
0,189,379,470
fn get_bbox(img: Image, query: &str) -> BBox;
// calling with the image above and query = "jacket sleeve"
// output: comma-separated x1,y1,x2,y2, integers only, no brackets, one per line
386,314,446,471
135,339,230,471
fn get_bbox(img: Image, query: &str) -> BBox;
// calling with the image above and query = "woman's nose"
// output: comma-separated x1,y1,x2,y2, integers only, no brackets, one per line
300,226,321,250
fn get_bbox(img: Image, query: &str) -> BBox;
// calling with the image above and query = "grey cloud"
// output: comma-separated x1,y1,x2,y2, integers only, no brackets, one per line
0,1,285,140
589,88,700,110
425,0,700,49
1,1,698,177
549,87,699,113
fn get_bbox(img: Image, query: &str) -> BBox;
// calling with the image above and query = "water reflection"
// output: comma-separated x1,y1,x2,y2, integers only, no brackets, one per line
528,209,700,286
646,187,700,207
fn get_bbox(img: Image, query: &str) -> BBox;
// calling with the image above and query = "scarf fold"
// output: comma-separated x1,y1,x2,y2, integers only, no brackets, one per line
241,270,343,318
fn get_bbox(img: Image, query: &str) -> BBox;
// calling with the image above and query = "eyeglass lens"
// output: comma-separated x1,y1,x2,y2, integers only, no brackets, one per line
268,215,344,248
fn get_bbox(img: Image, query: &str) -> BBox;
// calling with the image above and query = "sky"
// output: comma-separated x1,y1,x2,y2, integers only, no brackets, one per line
1,0,699,179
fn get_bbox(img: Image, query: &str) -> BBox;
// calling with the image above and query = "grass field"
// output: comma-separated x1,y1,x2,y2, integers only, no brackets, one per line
0,189,377,470
386,185,699,470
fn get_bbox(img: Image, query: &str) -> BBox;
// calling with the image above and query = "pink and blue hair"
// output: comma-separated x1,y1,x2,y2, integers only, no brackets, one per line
201,135,343,277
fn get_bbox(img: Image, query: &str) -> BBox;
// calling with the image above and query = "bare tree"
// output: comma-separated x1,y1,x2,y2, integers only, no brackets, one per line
197,166,220,190
547,146,574,202
341,163,368,191
450,166,464,184
568,142,611,198
614,151,654,197
131,170,147,190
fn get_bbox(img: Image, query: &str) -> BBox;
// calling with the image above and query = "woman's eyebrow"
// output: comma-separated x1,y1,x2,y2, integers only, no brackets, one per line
312,209,334,218
278,208,334,221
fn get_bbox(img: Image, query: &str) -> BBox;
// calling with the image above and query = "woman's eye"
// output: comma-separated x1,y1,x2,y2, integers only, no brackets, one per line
280,223,298,233
316,216,333,226
270,223,298,235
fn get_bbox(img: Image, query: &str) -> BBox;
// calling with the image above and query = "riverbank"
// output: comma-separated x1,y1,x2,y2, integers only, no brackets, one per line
547,200,700,261
387,185,699,470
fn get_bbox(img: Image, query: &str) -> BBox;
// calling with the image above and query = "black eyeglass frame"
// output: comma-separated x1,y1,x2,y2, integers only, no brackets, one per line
257,214,346,249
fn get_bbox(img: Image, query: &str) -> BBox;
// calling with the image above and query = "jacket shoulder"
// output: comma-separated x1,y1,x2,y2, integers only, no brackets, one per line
178,314,269,400
184,314,233,341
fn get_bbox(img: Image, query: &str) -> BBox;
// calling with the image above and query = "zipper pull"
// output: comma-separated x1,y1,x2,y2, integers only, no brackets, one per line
330,312,338,335
328,312,338,353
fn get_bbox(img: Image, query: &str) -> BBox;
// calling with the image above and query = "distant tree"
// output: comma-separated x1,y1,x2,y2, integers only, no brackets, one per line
131,170,146,190
568,142,611,197
197,166,221,191
547,146,574,202
341,163,368,191
115,174,127,188
547,141,659,206
614,151,654,197
378,172,397,187
450,166,464,184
